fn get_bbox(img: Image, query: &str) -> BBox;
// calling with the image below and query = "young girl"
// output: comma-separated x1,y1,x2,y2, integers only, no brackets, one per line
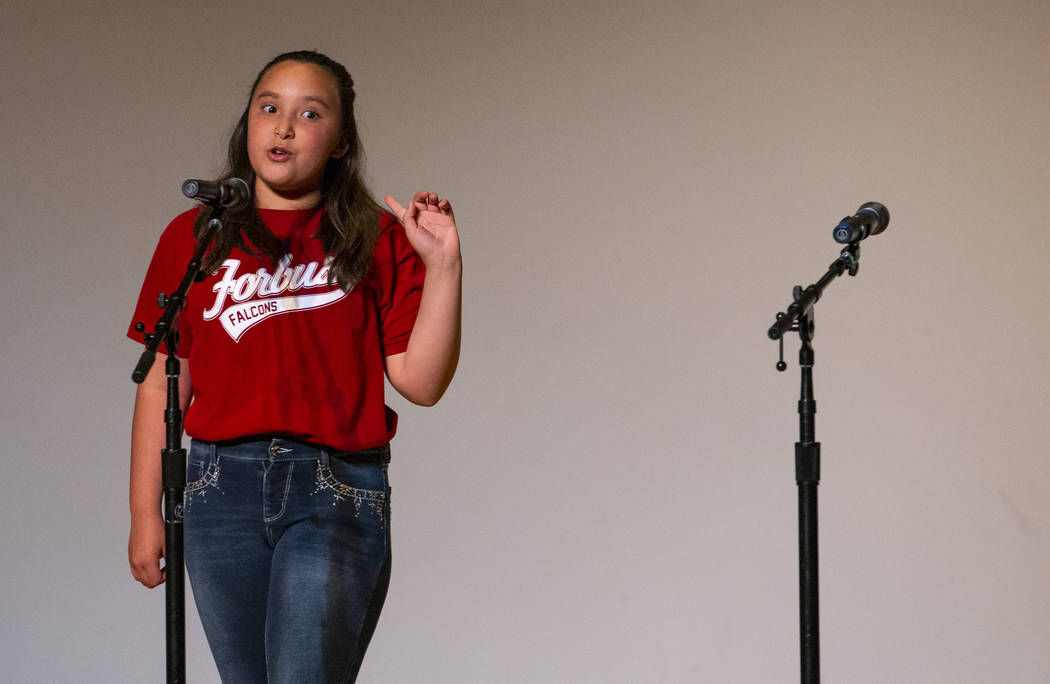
127,50,461,682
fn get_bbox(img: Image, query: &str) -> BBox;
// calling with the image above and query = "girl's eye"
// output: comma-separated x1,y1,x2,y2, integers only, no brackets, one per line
261,104,277,114
302,110,319,120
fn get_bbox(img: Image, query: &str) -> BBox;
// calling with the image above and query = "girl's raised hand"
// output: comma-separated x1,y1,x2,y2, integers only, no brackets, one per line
384,191,461,267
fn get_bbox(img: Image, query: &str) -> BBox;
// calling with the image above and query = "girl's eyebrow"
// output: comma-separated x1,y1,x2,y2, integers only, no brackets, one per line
255,91,332,109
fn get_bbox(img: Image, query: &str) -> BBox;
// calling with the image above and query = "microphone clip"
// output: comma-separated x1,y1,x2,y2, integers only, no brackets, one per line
840,243,860,277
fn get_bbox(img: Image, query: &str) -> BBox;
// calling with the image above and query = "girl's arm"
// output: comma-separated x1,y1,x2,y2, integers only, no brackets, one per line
384,191,462,406
129,358,192,587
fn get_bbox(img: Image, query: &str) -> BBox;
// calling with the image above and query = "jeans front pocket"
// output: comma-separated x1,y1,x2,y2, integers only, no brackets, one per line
312,457,388,525
184,440,221,505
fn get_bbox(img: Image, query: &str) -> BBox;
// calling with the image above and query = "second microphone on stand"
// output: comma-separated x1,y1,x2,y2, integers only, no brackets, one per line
833,201,889,244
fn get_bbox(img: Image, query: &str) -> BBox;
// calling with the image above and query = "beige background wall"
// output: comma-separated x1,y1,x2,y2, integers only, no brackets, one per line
2,0,1047,681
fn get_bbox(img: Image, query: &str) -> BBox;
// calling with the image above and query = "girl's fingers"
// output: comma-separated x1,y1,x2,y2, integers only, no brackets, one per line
384,195,406,221
386,195,422,226
414,191,444,212
390,192,455,221
132,562,165,588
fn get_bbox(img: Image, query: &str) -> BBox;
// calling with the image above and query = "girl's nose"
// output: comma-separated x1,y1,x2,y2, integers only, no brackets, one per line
274,119,294,139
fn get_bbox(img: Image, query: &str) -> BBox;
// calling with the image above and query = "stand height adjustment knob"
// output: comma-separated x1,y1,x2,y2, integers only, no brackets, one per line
157,292,182,308
774,312,793,371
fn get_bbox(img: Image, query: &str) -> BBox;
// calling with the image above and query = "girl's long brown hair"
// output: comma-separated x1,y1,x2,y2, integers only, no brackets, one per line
196,50,380,290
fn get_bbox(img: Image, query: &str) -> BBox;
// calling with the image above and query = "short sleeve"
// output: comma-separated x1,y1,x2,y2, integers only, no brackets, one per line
126,209,200,358
372,212,425,357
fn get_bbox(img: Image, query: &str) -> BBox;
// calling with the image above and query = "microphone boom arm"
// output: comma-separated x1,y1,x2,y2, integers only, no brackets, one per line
768,243,859,341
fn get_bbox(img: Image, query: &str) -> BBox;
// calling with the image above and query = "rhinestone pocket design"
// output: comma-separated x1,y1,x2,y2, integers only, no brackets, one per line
184,456,222,506
312,462,386,525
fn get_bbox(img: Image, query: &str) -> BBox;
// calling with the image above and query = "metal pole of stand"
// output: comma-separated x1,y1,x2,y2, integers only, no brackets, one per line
163,348,187,684
795,312,820,684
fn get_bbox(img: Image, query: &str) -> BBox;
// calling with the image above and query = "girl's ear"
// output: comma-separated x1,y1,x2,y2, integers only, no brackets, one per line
331,137,349,159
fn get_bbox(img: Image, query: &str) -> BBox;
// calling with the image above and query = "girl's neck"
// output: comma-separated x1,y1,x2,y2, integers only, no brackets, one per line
253,180,322,210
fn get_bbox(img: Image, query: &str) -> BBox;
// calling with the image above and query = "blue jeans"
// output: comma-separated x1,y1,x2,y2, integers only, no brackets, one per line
184,438,391,683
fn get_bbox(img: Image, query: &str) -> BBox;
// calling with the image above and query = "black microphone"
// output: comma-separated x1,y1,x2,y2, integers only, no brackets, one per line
182,177,250,210
833,202,889,244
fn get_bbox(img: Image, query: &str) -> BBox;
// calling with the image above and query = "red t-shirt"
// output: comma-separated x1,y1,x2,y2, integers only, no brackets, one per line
127,207,424,451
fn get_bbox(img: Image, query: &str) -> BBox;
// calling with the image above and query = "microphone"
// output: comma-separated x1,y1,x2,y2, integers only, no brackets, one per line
833,202,889,243
182,177,250,210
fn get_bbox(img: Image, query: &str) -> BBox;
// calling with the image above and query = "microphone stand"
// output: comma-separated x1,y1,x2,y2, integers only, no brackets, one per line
131,207,224,684
767,241,861,684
